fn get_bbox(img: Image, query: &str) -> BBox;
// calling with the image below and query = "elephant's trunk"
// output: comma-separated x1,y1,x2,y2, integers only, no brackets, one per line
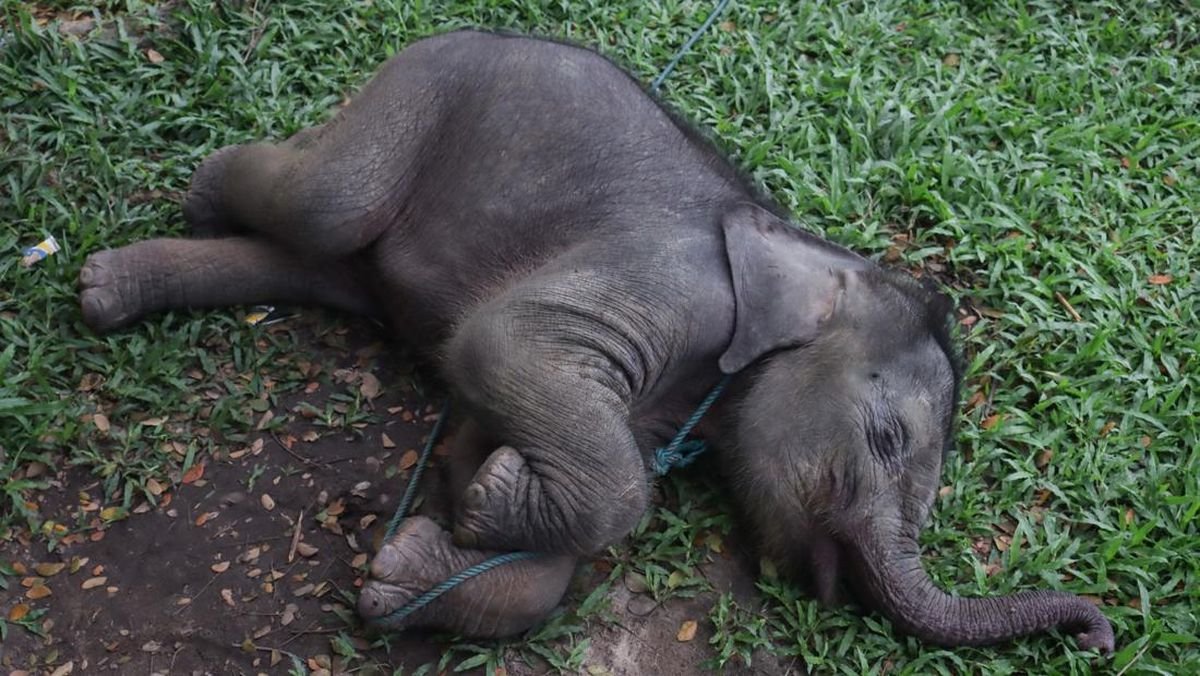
846,521,1114,652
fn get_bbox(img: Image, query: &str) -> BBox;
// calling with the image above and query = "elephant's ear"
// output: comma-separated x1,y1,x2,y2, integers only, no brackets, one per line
718,203,866,374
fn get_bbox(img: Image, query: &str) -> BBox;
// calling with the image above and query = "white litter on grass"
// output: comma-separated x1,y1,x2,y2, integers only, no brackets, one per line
21,235,60,267
244,305,298,326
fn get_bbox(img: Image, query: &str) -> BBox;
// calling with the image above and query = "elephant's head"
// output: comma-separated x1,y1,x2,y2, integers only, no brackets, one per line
716,203,1113,652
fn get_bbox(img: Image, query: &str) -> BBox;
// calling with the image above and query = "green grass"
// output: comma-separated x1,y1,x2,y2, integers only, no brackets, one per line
2,0,1198,673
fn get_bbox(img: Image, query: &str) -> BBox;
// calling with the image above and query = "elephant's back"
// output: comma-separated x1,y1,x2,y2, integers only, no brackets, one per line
346,31,748,347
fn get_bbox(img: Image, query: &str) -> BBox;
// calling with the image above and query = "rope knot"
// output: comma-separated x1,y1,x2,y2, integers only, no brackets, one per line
652,439,710,475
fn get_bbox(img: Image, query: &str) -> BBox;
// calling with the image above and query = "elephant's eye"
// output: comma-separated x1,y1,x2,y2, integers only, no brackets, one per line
865,407,908,469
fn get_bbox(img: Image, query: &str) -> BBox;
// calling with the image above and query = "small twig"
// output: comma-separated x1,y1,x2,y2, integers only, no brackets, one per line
172,573,220,615
1114,641,1153,676
1055,291,1083,322
211,534,292,549
270,431,328,468
240,0,265,61
278,622,336,649
321,455,362,465
231,642,307,667
288,509,304,563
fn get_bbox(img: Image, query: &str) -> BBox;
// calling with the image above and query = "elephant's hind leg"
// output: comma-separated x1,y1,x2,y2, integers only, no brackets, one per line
357,516,575,637
79,236,374,333
182,126,331,239
180,125,393,256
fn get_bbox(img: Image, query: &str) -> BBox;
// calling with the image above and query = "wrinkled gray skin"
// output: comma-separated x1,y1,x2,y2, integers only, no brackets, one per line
79,30,1113,652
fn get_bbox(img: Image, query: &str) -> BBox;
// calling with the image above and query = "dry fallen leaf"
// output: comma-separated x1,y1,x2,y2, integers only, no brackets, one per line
8,603,30,622
146,478,165,496
1036,449,1054,470
381,433,396,449
82,576,107,590
398,450,418,470
220,588,235,607
676,620,698,642
261,494,276,511
194,511,218,527
281,603,299,626
981,414,1003,430
211,561,230,574
1148,274,1172,285
27,585,52,600
964,391,986,412
301,430,320,442
942,53,961,67
146,48,164,64
359,372,382,400
34,562,66,577
351,553,368,569
93,413,110,432
296,542,319,558
181,463,205,485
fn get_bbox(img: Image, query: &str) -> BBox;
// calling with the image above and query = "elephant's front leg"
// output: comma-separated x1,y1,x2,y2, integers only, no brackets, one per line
445,310,651,556
79,236,373,332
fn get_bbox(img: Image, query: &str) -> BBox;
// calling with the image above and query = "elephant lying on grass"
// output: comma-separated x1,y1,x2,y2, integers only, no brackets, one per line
79,29,1113,652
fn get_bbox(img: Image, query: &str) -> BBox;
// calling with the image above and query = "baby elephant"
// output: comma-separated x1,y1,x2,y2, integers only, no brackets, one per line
79,30,1113,651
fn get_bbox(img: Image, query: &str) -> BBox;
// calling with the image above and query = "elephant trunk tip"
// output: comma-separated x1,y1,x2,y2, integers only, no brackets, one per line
1067,602,1115,654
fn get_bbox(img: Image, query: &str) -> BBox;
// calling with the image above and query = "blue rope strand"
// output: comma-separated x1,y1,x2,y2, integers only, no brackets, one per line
373,2,734,626
652,375,731,475
381,550,542,624
650,0,733,93
384,398,450,541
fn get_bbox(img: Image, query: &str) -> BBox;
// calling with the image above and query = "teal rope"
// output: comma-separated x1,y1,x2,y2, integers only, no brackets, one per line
373,2,734,626
651,375,732,475
381,550,542,624
384,398,450,540
650,0,733,93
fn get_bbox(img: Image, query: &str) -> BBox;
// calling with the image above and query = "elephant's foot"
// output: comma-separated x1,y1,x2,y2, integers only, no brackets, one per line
358,516,574,638
182,144,246,238
79,247,159,333
453,445,527,550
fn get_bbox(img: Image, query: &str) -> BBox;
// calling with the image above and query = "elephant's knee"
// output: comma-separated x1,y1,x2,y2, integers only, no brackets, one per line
444,310,532,409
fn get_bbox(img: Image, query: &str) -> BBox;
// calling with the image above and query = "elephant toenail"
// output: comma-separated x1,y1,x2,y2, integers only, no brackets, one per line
454,525,478,548
357,585,385,618
464,483,486,509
